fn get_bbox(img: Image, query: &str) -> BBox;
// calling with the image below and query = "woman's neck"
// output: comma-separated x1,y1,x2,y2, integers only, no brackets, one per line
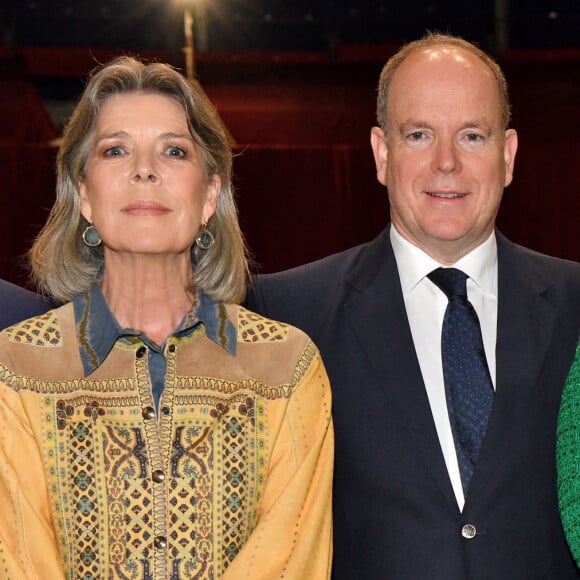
101,252,196,346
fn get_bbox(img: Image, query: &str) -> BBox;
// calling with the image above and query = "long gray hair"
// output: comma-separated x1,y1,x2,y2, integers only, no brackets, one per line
30,56,249,304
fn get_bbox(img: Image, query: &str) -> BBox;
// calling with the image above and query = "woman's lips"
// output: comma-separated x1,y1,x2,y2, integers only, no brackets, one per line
122,201,171,215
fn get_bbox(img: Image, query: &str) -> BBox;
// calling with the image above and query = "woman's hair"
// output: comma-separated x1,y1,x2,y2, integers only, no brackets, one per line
30,56,249,304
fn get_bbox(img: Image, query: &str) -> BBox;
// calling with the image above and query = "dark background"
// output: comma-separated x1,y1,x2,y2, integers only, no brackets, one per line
4,1,579,52
1,1,579,286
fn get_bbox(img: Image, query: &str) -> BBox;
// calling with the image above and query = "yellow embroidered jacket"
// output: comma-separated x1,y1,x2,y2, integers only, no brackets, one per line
0,296,333,579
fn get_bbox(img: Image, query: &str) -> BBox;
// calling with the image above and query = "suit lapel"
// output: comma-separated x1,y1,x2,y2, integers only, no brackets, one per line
342,229,460,512
466,232,559,501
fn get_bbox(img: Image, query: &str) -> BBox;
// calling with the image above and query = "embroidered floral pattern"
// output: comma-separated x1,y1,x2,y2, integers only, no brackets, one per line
42,387,268,578
239,397,256,426
83,400,106,420
56,399,74,430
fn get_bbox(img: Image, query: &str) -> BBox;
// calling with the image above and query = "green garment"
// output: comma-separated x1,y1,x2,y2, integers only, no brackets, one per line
558,338,580,566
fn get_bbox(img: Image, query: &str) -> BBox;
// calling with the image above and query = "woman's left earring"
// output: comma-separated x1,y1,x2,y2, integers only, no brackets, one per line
195,224,215,250
82,225,102,247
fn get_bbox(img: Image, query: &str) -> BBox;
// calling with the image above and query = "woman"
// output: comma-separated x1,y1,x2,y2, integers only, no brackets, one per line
558,338,580,567
0,57,333,579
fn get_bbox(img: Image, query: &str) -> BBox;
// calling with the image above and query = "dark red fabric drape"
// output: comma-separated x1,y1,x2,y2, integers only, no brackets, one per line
1,141,577,287
0,144,57,285
0,80,57,143
0,50,578,286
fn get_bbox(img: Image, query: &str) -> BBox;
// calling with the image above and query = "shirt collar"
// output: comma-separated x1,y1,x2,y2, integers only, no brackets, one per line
390,224,497,296
73,284,237,376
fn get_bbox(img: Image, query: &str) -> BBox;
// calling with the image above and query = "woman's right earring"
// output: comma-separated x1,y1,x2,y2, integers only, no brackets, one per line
82,225,102,247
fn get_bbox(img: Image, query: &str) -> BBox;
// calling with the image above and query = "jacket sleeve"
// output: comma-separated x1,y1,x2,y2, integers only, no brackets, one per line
245,277,270,317
558,338,580,568
0,381,66,579
223,348,334,579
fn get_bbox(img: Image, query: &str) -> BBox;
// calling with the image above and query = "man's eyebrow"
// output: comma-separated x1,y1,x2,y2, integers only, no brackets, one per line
398,121,431,135
459,122,494,136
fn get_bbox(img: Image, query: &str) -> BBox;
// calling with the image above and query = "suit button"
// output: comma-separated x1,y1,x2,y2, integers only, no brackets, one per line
161,406,171,416
141,406,155,420
154,536,167,549
136,346,147,358
168,344,176,353
461,524,477,539
152,469,165,483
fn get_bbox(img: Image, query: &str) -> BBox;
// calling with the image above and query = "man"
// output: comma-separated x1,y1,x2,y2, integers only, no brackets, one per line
247,34,580,578
0,279,52,329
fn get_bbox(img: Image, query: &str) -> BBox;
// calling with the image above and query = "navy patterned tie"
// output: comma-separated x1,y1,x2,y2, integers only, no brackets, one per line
428,267,494,494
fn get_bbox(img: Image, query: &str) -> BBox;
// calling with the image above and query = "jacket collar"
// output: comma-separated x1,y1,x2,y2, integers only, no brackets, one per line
73,284,236,376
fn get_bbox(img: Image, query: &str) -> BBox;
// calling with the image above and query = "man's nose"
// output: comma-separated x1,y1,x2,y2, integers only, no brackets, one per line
431,137,462,174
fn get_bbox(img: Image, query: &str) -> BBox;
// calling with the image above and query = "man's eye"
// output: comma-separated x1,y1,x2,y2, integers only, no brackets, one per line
465,133,483,142
409,131,426,141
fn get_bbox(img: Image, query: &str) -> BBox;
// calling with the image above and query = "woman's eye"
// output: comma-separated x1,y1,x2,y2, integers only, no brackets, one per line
167,146,186,158
104,146,124,156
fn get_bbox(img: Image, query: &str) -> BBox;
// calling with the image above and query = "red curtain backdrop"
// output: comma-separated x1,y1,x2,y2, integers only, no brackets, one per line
0,80,57,143
0,48,578,288
1,140,577,288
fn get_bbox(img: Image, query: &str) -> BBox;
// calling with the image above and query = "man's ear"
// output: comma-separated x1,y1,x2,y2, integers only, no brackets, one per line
503,128,518,187
370,127,388,186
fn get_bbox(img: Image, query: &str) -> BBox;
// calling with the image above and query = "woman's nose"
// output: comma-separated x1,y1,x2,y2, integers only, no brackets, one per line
131,152,159,183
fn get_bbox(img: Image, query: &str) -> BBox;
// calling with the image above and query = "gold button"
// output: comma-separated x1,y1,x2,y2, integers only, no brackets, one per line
141,406,155,420
152,469,165,483
461,524,477,539
153,536,167,549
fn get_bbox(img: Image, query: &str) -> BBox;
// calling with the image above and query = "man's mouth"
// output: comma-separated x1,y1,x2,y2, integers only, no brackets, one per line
427,191,467,199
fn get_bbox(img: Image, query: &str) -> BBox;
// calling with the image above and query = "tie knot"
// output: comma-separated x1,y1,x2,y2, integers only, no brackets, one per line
428,267,468,299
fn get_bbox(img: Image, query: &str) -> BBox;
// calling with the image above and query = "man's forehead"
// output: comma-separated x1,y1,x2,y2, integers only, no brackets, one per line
422,46,471,64
385,48,502,131
389,46,496,100
399,45,482,75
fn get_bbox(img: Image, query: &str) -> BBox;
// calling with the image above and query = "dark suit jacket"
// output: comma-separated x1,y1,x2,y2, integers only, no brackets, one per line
0,279,52,330
247,228,580,579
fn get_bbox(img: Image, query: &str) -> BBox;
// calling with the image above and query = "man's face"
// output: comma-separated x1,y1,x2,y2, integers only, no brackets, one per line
370,46,518,264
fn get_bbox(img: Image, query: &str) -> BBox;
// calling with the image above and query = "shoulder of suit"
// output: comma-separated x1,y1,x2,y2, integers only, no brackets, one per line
254,232,387,287
500,237,580,278
524,248,580,281
0,279,49,303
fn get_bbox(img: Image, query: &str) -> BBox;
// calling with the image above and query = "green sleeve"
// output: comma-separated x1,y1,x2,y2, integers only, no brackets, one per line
557,338,580,566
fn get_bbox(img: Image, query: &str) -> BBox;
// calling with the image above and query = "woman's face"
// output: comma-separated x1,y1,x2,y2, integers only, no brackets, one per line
79,92,219,257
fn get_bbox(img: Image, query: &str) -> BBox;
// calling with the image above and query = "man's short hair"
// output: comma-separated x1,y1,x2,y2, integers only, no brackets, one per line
376,33,511,132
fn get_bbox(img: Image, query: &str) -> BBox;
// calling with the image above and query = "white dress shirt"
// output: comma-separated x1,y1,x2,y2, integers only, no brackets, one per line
390,225,498,510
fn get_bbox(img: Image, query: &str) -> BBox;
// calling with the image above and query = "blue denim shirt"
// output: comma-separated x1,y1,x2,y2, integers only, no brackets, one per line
73,284,236,409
